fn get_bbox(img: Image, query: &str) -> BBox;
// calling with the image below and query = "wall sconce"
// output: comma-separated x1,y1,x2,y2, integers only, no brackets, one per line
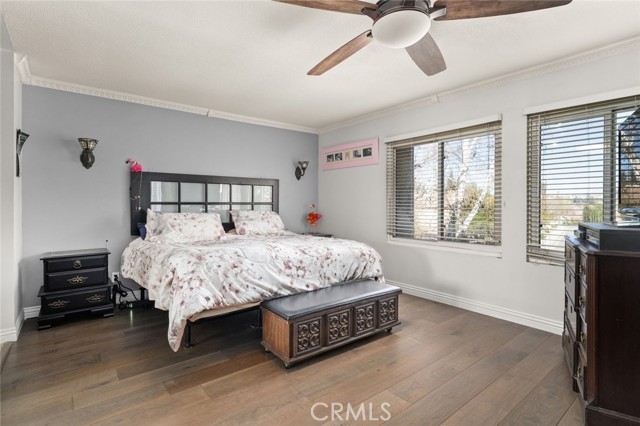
295,161,309,180
78,138,98,169
16,129,29,177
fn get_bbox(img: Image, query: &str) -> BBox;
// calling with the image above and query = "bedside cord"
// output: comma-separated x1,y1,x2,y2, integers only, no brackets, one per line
112,276,140,310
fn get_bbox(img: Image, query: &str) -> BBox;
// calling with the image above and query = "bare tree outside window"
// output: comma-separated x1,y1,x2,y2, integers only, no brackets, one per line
387,121,501,246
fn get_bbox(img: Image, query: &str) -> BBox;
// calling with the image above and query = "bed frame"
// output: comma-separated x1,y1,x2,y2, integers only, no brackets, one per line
128,171,279,347
129,171,279,235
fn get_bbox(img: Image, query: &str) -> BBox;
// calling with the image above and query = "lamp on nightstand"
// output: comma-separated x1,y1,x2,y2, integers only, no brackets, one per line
295,161,309,180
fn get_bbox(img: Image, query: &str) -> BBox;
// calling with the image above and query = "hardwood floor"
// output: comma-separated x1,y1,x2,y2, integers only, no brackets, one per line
0,294,584,425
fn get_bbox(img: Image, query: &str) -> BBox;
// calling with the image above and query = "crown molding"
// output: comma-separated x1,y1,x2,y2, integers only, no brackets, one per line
205,108,317,134
317,35,640,134
15,35,639,136
17,60,318,134
29,75,211,116
437,35,640,102
318,94,441,135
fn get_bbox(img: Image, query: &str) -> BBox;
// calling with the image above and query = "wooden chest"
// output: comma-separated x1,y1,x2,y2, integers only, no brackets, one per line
261,280,401,367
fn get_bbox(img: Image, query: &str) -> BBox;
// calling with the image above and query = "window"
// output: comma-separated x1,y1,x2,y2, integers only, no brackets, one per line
526,95,639,264
386,120,502,246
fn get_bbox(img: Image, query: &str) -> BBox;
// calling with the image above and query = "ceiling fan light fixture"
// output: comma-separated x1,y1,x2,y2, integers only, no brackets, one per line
372,9,431,49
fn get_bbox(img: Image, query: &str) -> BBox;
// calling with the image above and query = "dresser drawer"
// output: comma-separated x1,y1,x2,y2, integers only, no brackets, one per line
564,265,578,305
577,311,587,349
565,291,578,338
38,285,112,316
565,241,578,272
577,282,587,315
578,252,588,285
45,267,108,292
44,254,108,273
576,350,586,399
562,315,578,392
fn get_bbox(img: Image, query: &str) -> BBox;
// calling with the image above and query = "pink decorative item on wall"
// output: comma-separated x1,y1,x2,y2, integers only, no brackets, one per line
126,159,143,172
322,138,379,170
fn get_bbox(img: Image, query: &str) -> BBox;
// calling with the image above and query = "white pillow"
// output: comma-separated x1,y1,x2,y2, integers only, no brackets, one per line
230,210,286,236
145,209,158,237
147,211,226,243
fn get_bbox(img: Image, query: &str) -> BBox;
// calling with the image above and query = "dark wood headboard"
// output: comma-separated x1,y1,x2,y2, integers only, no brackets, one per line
129,171,279,235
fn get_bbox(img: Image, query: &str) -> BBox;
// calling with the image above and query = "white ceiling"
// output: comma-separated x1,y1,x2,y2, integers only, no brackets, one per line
2,0,640,133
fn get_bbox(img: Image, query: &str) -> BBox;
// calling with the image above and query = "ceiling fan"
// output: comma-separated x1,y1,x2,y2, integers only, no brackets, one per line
275,0,572,76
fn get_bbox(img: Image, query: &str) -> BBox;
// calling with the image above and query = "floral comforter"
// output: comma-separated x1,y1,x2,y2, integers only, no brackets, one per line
120,232,384,351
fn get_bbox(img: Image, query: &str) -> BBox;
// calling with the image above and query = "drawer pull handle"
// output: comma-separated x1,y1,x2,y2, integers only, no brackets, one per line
68,276,89,285
578,264,585,275
86,294,106,303
579,332,586,343
73,260,82,269
48,299,70,309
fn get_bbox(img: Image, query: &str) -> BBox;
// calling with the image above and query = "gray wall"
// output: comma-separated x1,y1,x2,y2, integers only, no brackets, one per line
21,86,318,308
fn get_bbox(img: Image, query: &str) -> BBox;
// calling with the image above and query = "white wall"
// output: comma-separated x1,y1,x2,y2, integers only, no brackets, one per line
0,15,23,343
318,48,640,333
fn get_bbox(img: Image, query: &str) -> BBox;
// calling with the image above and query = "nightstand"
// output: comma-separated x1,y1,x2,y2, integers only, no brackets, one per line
37,248,114,330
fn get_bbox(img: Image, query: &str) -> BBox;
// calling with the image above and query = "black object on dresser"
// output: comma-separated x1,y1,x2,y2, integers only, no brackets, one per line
563,223,640,426
38,248,114,330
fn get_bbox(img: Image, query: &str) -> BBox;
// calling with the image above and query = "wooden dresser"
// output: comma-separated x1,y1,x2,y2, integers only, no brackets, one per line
37,248,114,330
563,233,640,425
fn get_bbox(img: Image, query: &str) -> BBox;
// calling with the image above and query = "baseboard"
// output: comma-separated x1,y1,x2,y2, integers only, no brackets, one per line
24,305,40,320
388,280,563,335
0,309,25,344
0,327,18,343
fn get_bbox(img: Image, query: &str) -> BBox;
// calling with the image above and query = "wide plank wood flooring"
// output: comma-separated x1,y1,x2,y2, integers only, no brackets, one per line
0,294,584,425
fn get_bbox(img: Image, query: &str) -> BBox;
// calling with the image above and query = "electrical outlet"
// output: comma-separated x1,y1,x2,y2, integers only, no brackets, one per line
111,272,119,282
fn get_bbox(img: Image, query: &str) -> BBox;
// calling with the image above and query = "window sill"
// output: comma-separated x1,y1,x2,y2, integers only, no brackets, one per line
387,236,502,258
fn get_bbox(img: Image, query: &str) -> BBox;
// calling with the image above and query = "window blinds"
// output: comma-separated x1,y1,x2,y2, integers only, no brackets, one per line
387,121,502,245
526,95,640,264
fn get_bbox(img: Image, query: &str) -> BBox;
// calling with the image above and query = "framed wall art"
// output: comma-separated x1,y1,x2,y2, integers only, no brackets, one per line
322,138,379,170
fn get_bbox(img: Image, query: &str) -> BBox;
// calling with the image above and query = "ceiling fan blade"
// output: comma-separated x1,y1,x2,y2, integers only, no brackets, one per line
274,0,376,15
406,33,446,76
433,0,572,21
308,30,373,75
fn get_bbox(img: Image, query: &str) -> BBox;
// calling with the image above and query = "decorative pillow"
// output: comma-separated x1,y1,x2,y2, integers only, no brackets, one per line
230,210,286,236
147,212,226,243
136,222,147,240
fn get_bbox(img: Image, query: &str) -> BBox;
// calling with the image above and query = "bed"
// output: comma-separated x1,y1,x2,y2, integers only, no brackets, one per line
121,171,384,351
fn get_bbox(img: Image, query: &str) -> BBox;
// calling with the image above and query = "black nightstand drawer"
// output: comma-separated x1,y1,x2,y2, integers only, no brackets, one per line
44,254,108,273
38,248,113,330
45,267,108,292
38,285,113,316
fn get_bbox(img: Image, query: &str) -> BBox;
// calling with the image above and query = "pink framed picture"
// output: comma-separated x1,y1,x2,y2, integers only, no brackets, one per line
322,138,379,170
